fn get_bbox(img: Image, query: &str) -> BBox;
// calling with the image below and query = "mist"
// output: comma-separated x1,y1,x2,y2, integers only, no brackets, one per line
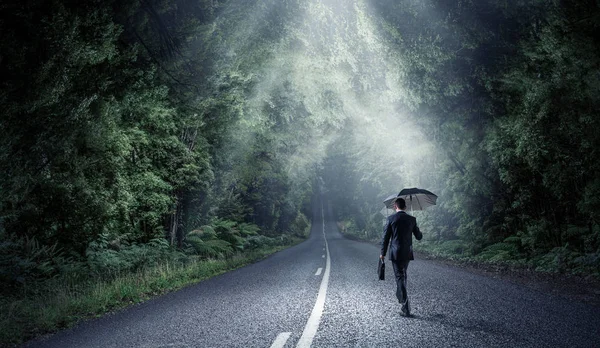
209,0,441,211
1,0,598,342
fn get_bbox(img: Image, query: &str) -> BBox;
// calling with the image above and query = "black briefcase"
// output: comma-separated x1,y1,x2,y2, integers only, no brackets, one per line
378,259,385,280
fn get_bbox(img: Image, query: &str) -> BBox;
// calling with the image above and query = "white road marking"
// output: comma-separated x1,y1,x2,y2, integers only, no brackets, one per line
315,268,323,276
322,255,325,258
297,202,331,348
270,332,291,348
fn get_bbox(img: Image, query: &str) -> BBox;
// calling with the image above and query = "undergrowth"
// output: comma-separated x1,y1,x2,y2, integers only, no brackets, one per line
0,244,299,346
0,221,305,346
337,218,600,278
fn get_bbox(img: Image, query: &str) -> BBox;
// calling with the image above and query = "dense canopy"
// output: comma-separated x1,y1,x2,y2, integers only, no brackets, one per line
1,0,599,292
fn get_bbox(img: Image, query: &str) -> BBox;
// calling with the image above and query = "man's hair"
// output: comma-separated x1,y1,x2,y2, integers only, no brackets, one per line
394,198,406,209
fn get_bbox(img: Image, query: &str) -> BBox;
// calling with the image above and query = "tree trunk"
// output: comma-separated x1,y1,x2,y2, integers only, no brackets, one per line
176,199,184,248
169,208,177,246
167,191,185,248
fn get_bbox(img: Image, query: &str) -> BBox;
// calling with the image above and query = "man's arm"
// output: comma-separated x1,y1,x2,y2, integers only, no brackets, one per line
413,218,423,240
380,218,392,259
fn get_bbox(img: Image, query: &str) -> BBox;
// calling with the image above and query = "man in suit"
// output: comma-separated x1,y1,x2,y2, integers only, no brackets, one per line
380,197,423,316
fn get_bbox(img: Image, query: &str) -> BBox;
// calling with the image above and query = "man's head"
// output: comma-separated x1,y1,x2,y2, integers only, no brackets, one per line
394,198,406,210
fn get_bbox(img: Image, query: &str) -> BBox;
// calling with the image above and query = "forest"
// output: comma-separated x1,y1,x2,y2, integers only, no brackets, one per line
1,0,599,344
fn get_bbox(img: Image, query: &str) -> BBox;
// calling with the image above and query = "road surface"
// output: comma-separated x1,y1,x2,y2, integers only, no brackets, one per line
26,197,600,347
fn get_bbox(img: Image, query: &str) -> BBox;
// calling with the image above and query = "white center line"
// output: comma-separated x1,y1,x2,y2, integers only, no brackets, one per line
297,201,331,348
315,268,323,276
270,332,291,348
321,255,325,258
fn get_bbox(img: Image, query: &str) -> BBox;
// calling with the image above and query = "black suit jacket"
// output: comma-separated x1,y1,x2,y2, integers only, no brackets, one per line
381,211,422,261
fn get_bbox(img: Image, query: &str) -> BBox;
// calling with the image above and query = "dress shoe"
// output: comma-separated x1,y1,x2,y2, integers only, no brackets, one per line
401,300,411,317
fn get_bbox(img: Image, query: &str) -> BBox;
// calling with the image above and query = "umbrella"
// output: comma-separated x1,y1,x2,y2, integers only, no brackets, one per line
380,194,399,217
382,194,398,209
383,188,438,212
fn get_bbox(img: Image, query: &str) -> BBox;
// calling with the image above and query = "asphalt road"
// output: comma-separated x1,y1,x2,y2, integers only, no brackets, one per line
26,197,600,347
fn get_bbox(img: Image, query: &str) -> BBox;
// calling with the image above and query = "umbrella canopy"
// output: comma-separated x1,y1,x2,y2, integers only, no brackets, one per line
383,188,438,211
383,194,398,207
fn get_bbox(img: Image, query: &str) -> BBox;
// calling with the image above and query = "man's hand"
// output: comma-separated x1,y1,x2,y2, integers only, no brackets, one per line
380,255,385,260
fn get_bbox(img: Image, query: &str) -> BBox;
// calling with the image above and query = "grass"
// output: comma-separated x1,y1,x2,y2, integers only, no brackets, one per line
413,239,600,278
412,239,474,261
0,243,300,347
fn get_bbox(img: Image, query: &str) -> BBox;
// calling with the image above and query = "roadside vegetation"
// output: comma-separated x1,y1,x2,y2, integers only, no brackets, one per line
324,0,600,279
1,1,313,345
0,220,307,345
338,219,600,278
1,0,599,345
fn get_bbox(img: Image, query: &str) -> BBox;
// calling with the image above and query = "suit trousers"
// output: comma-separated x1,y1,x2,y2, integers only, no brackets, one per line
392,260,410,304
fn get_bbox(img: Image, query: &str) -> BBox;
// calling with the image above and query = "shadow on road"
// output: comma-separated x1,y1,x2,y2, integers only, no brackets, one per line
403,312,532,344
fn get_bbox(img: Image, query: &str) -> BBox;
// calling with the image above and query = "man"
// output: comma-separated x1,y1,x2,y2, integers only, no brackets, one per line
380,197,423,316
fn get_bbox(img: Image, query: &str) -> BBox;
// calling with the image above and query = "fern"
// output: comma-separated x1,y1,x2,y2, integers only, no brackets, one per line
185,234,233,258
0,234,65,289
238,223,260,237
188,226,218,240
244,235,277,250
477,242,521,263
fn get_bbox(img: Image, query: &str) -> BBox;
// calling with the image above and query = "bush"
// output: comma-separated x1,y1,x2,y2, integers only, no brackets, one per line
338,219,358,235
243,235,278,250
184,230,233,258
476,242,522,263
185,220,272,257
440,239,470,255
534,245,580,273
532,245,600,276
289,212,310,238
413,239,473,260
212,219,245,251
0,233,67,291
572,253,600,276
86,234,175,277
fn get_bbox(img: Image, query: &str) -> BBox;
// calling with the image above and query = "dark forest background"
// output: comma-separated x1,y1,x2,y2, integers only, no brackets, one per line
0,0,599,343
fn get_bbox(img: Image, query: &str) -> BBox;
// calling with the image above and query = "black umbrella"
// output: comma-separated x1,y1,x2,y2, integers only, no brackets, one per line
380,194,399,217
383,194,398,208
383,188,438,211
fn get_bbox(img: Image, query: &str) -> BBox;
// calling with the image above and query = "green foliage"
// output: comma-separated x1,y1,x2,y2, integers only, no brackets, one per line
477,242,522,263
289,212,311,238
0,0,202,251
183,219,288,258
85,233,176,277
0,243,294,346
579,178,600,225
185,224,235,258
338,219,359,236
211,219,246,251
243,235,279,250
238,223,261,237
534,245,600,276
320,0,600,275
1,0,599,332
0,233,65,291
412,239,474,260
185,235,233,258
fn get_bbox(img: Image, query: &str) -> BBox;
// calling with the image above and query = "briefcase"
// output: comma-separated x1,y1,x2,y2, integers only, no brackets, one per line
378,259,385,280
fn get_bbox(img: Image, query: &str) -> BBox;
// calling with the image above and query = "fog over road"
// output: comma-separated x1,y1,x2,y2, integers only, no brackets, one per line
27,197,600,348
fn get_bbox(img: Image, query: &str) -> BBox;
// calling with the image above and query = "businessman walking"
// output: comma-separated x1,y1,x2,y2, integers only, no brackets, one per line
380,197,423,316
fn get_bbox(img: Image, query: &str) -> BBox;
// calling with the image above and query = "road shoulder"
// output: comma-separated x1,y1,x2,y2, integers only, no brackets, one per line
338,231,600,307
418,253,600,307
